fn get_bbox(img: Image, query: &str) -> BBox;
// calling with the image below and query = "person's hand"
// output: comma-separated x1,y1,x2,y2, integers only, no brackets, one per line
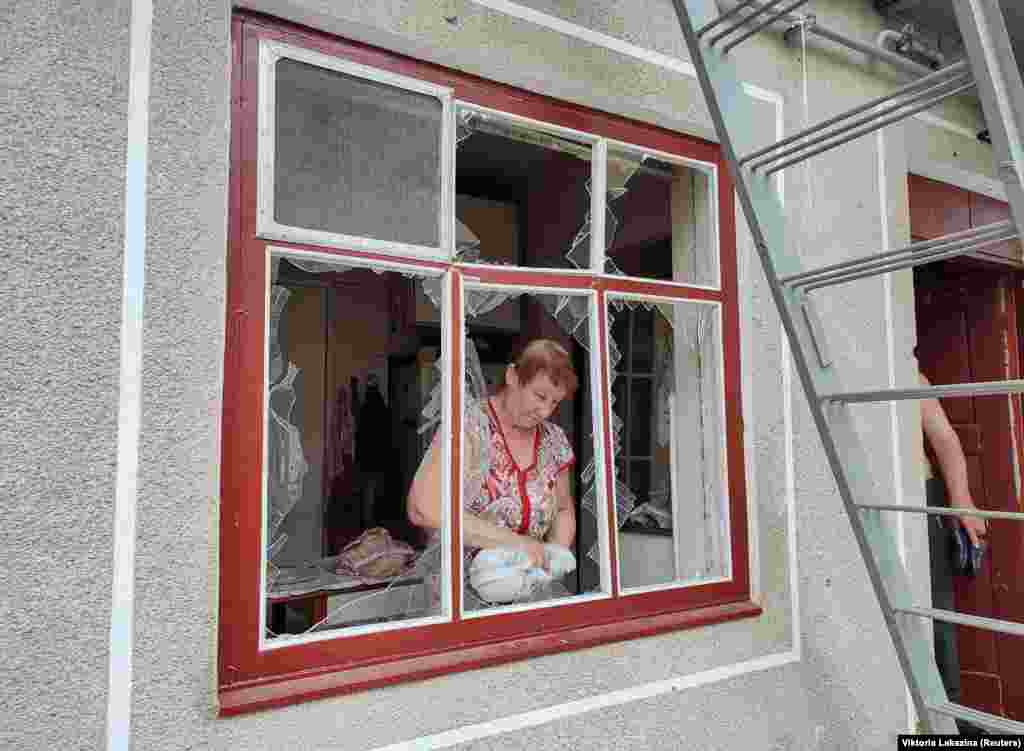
952,498,987,547
519,537,547,570
959,514,987,548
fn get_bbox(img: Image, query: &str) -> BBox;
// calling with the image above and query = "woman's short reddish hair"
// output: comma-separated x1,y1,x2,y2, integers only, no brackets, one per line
511,339,579,396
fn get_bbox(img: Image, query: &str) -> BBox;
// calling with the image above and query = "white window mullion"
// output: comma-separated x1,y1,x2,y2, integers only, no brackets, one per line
441,93,456,258
445,268,460,618
257,40,277,240
591,290,615,595
590,139,608,273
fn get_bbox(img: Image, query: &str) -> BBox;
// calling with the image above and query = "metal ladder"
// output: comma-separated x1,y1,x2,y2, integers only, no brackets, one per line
669,0,1024,735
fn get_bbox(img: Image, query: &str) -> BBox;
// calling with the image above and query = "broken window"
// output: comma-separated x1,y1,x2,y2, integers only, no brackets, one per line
457,287,607,612
264,253,450,637
604,146,718,287
609,298,729,589
456,106,594,270
223,18,748,710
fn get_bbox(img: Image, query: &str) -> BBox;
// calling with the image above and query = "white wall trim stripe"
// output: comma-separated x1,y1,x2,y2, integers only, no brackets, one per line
468,0,698,78
359,652,801,751
468,0,782,110
106,0,152,749
878,129,918,733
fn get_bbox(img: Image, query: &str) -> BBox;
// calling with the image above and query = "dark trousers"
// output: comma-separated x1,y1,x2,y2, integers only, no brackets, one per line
927,479,959,700
927,478,979,734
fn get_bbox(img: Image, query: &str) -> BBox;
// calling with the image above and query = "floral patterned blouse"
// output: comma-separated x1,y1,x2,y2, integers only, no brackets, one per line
462,398,574,557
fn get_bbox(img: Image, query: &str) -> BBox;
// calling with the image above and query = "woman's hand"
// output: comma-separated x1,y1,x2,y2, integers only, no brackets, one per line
518,537,547,570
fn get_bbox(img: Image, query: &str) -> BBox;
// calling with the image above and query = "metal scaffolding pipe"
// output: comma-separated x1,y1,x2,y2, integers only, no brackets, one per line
740,60,969,166
781,220,1013,285
764,80,977,175
858,503,1024,522
721,0,813,54
802,229,1019,291
898,607,1024,638
708,0,791,47
750,72,973,171
822,379,1024,403
698,0,761,38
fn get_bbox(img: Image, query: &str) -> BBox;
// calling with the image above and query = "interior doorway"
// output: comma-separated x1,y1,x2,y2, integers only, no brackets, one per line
910,173,1024,722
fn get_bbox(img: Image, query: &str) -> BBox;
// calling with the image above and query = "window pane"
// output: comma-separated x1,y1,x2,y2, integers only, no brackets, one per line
610,299,729,590
628,378,652,457
605,146,718,287
456,107,592,270
264,253,447,638
452,287,605,612
628,460,652,503
610,306,631,367
632,307,654,372
274,59,442,247
612,376,629,437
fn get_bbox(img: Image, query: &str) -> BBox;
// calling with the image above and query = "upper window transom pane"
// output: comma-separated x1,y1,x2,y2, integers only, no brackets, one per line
456,107,593,270
274,58,443,247
605,146,719,288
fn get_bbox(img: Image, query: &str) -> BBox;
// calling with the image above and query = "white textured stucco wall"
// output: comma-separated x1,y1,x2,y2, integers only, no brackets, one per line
2,2,131,749
5,0,1006,749
127,1,231,749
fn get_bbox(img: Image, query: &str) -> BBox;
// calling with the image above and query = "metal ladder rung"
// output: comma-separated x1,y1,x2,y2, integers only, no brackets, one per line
762,80,978,175
896,606,1024,638
740,61,970,168
706,0,791,46
821,380,1024,404
856,503,1024,523
926,701,1024,734
696,0,760,37
719,0,812,55
781,222,1017,290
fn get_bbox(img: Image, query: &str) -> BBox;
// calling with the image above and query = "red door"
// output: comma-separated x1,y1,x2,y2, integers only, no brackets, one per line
911,174,1024,722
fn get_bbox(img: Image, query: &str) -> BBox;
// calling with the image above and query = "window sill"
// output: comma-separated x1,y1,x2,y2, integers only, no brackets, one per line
219,598,762,716
619,524,674,537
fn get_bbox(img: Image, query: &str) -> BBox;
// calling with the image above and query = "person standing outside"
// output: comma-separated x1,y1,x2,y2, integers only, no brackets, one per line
919,368,988,732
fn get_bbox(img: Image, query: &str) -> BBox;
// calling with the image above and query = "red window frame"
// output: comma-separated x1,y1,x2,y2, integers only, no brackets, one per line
219,10,758,716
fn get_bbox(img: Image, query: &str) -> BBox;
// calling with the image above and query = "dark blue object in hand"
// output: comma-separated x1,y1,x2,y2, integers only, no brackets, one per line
951,524,985,577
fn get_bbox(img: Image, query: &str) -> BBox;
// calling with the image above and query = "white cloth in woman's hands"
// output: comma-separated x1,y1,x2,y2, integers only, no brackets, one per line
543,544,576,578
468,545,577,603
469,548,540,603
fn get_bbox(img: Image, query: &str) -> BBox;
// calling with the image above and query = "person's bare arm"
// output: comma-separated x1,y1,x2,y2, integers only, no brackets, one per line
545,470,575,549
919,372,987,545
407,432,445,529
407,433,546,566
